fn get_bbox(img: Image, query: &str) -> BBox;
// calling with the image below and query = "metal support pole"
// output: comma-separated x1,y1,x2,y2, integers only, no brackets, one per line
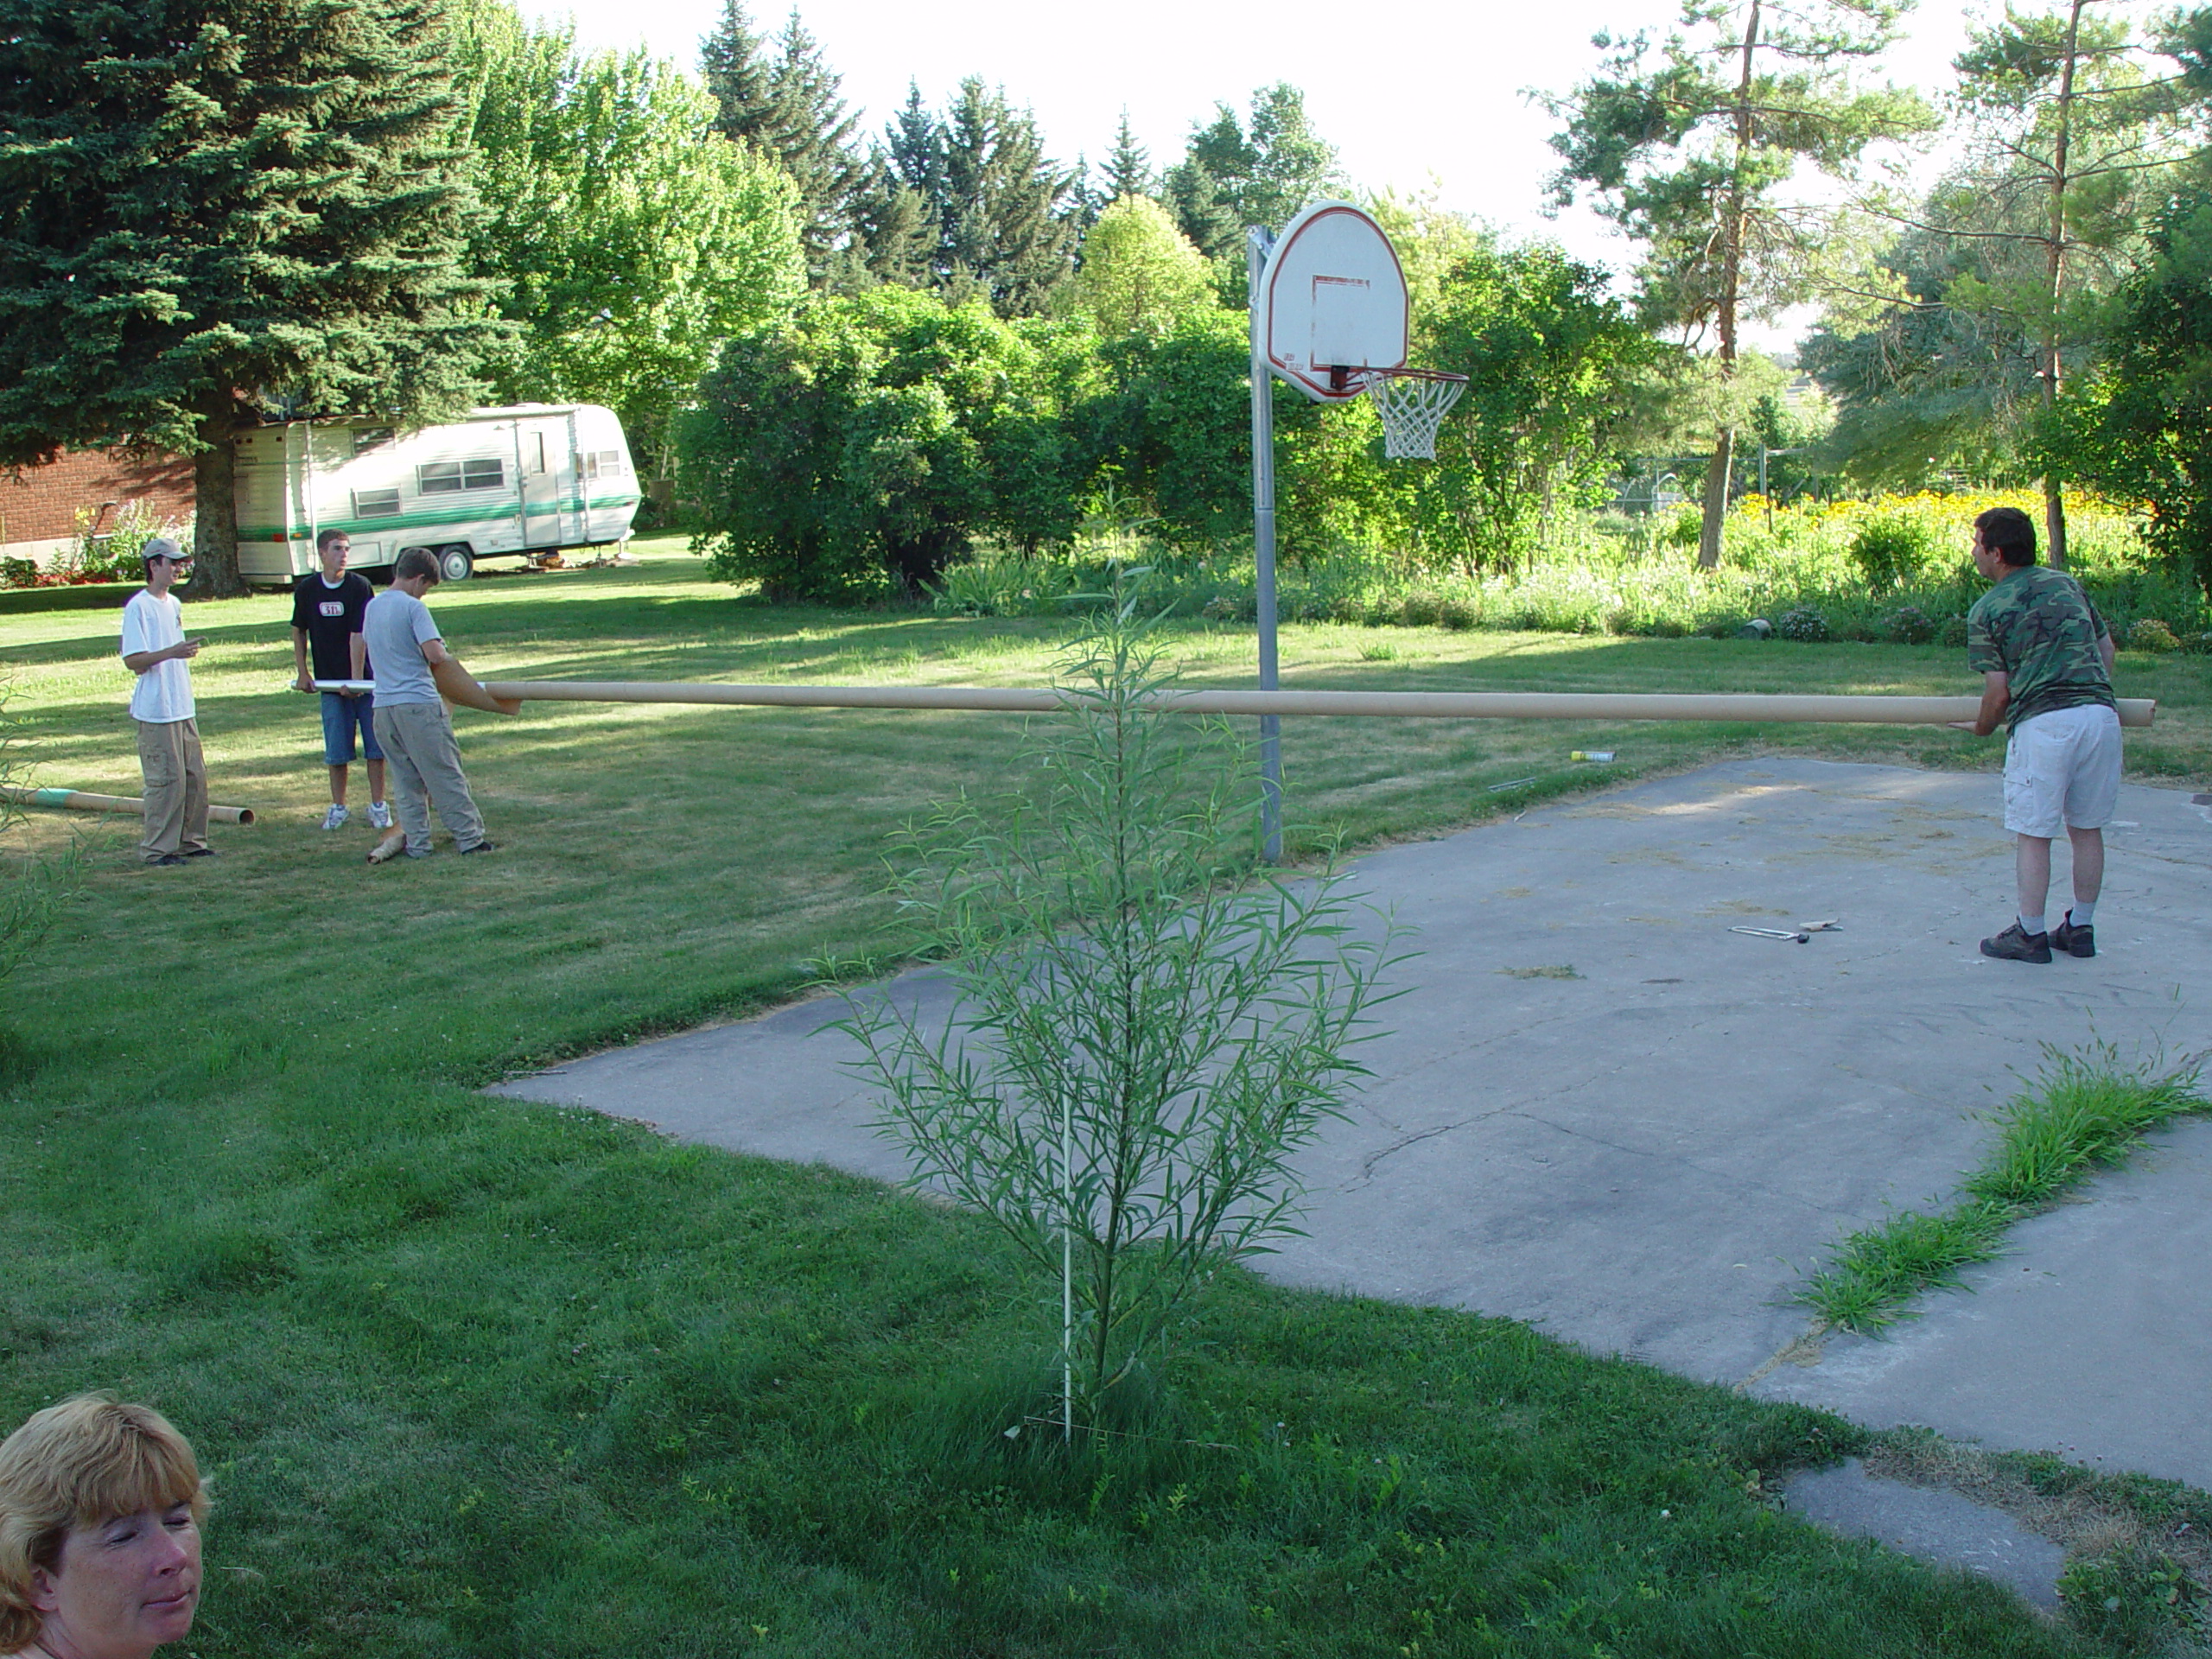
1246,226,1283,863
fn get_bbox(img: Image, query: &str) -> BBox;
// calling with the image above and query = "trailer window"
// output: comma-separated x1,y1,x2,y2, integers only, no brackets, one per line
584,450,625,480
418,458,505,494
353,487,402,518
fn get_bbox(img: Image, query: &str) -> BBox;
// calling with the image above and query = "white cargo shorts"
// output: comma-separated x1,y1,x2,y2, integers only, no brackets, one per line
2003,702,2122,839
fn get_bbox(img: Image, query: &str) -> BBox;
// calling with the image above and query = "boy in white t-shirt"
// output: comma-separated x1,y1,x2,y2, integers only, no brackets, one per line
118,537,211,866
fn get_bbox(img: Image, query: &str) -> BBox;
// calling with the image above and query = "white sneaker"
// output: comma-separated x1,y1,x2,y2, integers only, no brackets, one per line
367,801,393,830
321,804,350,830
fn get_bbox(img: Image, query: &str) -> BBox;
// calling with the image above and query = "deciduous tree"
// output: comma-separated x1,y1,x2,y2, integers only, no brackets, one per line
681,289,1096,597
1544,1,1935,568
1066,196,1217,337
454,3,805,477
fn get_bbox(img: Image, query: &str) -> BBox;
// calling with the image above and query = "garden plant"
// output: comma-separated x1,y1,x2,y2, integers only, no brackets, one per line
841,581,1404,1434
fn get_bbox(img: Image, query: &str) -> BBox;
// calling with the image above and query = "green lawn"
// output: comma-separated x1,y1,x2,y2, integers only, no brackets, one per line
5,540,2207,1657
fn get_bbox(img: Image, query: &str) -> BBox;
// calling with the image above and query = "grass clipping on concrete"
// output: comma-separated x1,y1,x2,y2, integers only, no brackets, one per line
1798,1043,2209,1333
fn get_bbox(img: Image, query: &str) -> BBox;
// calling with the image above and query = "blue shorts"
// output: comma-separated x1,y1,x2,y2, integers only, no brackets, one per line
320,691,383,766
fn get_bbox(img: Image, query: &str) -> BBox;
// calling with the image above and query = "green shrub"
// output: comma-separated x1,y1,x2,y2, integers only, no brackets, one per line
1940,613,1971,648
56,500,185,584
1400,592,1442,627
0,557,37,589
1437,598,1477,631
1777,607,1833,642
1885,605,1939,645
1849,515,1940,589
2126,617,2181,652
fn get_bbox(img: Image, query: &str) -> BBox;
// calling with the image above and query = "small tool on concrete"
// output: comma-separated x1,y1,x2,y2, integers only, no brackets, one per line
1799,918,1841,933
1731,925,1810,944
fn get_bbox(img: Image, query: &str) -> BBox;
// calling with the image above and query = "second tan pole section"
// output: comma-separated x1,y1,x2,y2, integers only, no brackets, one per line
478,682,2158,728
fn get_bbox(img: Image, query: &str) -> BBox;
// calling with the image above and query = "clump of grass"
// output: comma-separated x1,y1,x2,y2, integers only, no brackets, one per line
1962,1043,2208,1210
1798,1044,2206,1333
1796,1204,2012,1332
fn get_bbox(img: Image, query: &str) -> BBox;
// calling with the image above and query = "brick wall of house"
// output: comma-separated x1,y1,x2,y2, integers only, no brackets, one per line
1,448,196,566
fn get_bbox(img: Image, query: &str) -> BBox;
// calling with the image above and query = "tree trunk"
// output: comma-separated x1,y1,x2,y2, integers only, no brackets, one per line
2040,0,2085,573
1699,0,1760,571
188,393,245,600
1699,430,1734,569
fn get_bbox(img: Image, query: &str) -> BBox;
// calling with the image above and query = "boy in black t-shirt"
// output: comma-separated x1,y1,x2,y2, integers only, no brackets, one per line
290,529,389,830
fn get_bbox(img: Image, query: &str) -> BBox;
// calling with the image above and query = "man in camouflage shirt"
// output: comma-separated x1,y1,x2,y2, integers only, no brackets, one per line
1962,505,2120,963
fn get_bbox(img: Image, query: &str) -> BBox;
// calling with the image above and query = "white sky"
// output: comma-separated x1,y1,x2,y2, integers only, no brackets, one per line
517,0,1989,347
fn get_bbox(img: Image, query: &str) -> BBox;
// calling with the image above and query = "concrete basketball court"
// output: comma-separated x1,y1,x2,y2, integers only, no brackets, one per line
494,756,2212,1497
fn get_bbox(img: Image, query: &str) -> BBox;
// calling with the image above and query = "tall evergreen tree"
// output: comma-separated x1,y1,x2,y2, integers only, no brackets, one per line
699,0,775,143
1942,2,2183,567
886,79,1078,315
842,158,938,289
1103,110,1153,200
702,5,866,284
761,13,868,283
0,0,503,596
1163,83,1346,257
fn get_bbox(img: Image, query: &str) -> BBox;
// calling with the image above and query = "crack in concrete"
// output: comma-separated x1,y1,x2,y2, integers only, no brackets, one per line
1499,1106,1842,1218
1738,1319,1834,1390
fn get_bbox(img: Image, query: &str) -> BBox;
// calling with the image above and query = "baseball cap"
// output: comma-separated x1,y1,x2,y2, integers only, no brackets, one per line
143,537,190,563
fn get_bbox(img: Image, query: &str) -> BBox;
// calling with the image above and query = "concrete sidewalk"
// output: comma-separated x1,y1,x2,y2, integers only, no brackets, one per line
492,757,2212,1491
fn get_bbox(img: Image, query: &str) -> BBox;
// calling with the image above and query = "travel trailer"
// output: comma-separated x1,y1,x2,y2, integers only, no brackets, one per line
232,404,641,587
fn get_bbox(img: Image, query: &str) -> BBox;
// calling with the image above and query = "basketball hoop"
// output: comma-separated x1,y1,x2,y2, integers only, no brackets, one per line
1351,365,1468,461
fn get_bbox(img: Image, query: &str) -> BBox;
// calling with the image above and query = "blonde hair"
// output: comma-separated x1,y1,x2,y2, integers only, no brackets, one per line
0,1395,207,1649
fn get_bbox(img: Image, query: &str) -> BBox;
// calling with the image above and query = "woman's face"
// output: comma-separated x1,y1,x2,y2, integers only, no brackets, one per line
30,1501,201,1659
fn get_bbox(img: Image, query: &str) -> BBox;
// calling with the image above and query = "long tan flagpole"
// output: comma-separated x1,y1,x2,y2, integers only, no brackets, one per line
461,681,2158,728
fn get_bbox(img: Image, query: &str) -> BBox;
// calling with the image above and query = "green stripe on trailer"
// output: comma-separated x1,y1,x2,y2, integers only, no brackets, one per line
237,494,645,544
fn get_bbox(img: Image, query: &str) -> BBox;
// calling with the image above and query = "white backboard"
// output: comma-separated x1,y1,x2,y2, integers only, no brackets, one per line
1260,201,1408,403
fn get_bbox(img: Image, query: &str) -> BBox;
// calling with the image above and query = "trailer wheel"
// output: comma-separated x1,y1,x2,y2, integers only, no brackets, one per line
436,544,474,582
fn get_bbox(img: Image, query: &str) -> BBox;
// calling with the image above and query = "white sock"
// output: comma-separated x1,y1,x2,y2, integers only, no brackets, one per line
2069,900,2096,926
2019,912,2047,937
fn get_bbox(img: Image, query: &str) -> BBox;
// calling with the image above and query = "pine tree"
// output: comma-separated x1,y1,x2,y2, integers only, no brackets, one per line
1103,110,1154,200
883,80,1078,315
0,0,504,596
945,80,1081,316
1162,84,1345,260
700,0,776,143
841,156,937,289
703,5,866,284
762,14,868,283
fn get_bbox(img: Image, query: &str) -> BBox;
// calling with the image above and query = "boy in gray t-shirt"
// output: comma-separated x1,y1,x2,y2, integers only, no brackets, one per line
363,549,493,860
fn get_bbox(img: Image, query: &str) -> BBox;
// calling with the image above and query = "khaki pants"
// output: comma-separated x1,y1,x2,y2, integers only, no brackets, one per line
136,717,208,861
372,700,486,855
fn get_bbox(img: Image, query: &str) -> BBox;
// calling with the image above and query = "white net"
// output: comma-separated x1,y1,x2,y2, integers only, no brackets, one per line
1361,369,1467,461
